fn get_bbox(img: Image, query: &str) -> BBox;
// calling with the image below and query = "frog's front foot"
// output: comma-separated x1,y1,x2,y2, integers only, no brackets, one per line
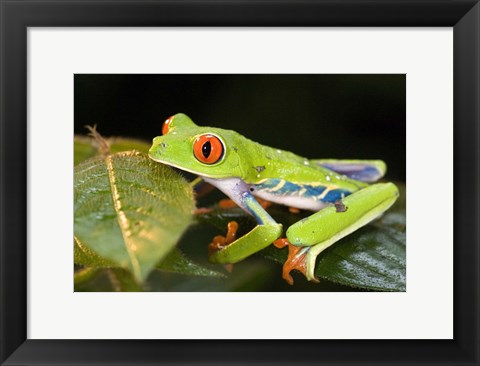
208,221,239,255
273,238,319,285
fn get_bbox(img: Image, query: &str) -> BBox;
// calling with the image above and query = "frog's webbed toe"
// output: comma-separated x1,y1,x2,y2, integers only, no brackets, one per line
273,238,320,285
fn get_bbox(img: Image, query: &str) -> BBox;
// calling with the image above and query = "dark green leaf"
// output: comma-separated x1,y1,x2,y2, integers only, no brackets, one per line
74,267,101,286
195,206,257,236
107,268,144,292
314,210,405,291
156,249,226,278
147,259,275,292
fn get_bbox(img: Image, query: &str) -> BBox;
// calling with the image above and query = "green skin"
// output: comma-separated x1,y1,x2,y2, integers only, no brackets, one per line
149,113,399,282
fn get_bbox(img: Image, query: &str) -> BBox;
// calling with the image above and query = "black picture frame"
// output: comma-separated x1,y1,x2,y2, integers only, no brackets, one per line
1,1,478,365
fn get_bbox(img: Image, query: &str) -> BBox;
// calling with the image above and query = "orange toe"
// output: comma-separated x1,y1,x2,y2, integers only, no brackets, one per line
273,238,309,285
208,221,239,255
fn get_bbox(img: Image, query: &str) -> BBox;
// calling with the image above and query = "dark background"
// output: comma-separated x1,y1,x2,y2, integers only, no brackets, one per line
74,74,405,181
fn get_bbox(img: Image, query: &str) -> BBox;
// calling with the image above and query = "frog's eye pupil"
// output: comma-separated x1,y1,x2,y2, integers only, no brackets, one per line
193,134,224,164
202,141,212,158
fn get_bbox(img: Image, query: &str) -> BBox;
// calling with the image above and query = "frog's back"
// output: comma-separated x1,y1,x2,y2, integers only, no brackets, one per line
240,139,364,189
229,138,366,210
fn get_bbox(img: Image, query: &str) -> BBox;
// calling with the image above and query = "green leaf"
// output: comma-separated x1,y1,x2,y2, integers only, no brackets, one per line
107,268,144,292
74,236,116,268
156,249,226,278
74,267,101,286
108,138,151,155
75,235,225,279
74,151,195,282
148,259,274,292
314,210,405,291
74,136,98,165
195,206,257,236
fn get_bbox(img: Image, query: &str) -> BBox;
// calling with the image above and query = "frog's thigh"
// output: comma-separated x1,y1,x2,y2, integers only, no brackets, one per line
286,182,399,281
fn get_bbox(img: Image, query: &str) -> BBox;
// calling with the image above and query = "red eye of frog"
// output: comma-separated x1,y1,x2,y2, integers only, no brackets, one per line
193,134,225,164
162,115,174,135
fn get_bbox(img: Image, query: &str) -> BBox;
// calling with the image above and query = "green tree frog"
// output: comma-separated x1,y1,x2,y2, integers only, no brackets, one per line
149,113,399,284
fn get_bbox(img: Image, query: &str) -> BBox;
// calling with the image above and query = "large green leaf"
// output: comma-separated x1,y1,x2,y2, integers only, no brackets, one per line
74,151,195,282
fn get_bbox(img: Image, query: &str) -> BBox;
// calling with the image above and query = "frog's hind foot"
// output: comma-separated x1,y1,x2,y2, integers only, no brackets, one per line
208,221,239,255
273,238,319,285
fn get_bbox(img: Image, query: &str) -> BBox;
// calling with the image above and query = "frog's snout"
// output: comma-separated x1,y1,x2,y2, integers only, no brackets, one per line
149,138,168,158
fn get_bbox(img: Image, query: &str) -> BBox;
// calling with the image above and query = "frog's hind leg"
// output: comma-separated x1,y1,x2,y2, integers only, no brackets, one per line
280,183,399,283
312,159,387,183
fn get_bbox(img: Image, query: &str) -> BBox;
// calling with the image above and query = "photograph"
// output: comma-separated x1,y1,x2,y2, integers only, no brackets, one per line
74,74,406,292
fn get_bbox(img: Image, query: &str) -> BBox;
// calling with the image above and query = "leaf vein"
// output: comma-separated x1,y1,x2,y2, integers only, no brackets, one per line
105,156,141,281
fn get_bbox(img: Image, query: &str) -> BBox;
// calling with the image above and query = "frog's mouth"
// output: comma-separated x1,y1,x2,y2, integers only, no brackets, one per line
148,152,229,180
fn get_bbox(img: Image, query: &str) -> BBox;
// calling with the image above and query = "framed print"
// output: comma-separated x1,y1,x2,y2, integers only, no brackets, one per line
1,1,479,365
